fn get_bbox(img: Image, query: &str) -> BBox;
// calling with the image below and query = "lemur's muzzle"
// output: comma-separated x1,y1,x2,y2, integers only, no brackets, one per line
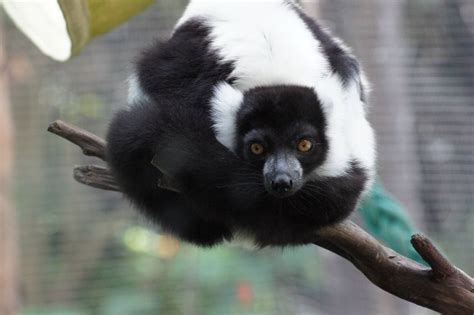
263,151,303,198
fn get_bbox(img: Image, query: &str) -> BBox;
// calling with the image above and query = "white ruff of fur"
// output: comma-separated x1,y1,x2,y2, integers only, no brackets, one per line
313,75,376,178
180,0,376,178
210,82,244,151
178,0,331,91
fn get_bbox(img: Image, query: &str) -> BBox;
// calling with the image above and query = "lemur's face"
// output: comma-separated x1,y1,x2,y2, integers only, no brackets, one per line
236,86,329,198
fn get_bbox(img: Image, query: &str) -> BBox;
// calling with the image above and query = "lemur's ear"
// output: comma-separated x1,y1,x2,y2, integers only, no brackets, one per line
209,82,244,152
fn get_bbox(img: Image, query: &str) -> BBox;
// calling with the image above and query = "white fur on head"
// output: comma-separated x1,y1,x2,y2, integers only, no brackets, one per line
178,0,330,91
210,82,244,151
313,74,376,178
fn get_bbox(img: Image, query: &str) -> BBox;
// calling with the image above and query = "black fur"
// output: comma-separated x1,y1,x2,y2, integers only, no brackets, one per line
108,20,236,246
288,3,367,101
236,86,329,168
291,5,360,85
230,86,368,246
137,20,234,101
107,17,369,247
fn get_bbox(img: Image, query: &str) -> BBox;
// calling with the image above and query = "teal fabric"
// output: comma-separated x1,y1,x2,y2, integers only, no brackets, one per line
358,180,426,265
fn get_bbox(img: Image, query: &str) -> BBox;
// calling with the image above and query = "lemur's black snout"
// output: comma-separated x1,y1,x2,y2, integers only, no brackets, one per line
264,152,303,198
271,174,293,193
269,174,297,198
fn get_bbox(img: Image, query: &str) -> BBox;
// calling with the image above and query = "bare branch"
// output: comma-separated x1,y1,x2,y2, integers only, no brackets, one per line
48,120,180,192
48,120,106,160
71,164,180,193
48,120,474,314
314,222,474,314
73,165,120,191
411,234,457,279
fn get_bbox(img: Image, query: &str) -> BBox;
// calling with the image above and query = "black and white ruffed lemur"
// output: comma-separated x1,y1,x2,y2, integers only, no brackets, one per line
106,0,376,247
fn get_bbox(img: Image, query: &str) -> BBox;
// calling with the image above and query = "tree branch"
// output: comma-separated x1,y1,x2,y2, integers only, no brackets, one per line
314,223,474,314
74,165,120,192
48,120,106,160
48,119,474,314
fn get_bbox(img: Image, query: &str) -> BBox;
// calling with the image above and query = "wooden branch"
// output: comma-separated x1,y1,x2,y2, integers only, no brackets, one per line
74,165,120,192
49,120,178,192
48,119,474,314
48,120,106,160
314,223,474,314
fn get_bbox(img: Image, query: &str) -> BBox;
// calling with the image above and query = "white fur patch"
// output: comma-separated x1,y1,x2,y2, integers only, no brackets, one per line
210,82,244,150
127,73,149,106
313,75,376,178
178,0,330,91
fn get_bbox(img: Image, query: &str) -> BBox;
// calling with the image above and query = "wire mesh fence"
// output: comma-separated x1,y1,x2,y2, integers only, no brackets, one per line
2,0,473,314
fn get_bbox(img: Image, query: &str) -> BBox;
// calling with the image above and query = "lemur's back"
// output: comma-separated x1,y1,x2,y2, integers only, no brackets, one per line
176,0,331,91
134,0,364,106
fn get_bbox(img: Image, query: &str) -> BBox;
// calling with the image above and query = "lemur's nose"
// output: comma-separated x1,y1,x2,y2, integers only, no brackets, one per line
272,174,293,193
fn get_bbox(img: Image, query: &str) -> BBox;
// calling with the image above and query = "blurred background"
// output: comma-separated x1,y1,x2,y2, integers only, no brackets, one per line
0,0,473,314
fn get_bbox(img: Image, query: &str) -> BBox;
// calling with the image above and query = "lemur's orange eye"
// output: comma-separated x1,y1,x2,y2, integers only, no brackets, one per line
297,139,313,153
250,143,265,155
